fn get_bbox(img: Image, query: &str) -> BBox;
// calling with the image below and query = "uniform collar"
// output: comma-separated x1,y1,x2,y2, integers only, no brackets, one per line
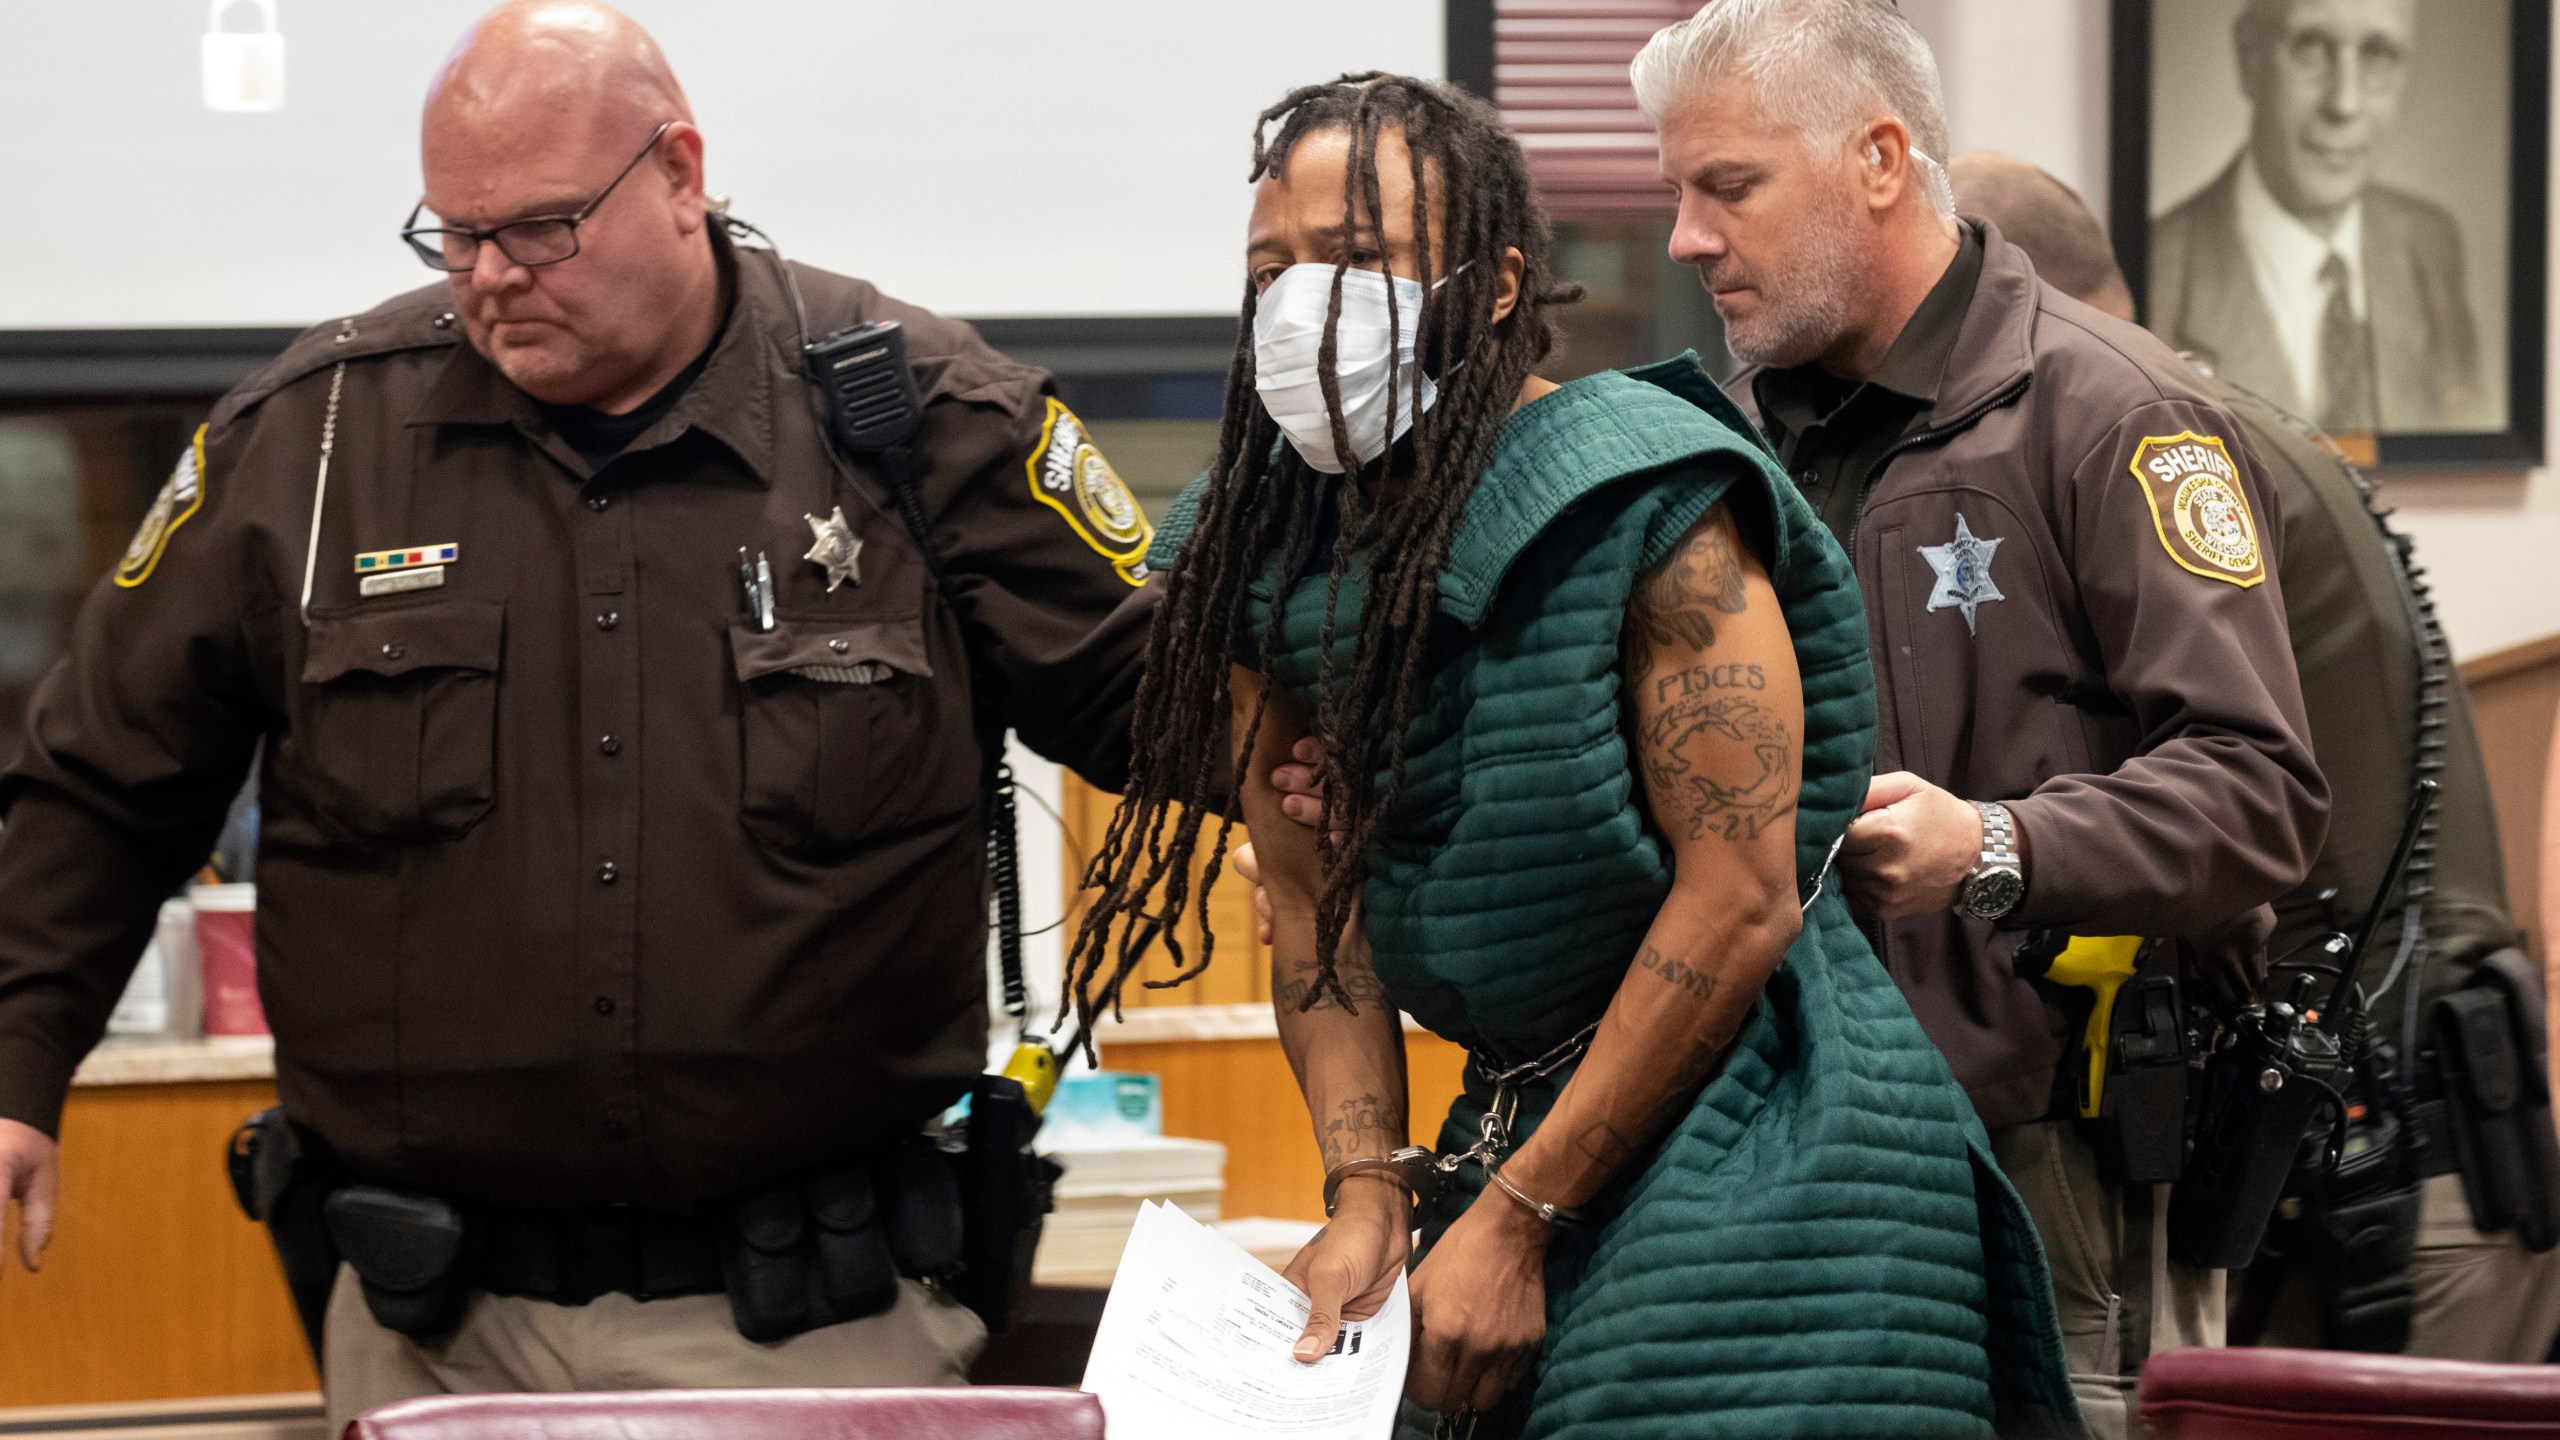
406,227,786,487
1928,217,2047,420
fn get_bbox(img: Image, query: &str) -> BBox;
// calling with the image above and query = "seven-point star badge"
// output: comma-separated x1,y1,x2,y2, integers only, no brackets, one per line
1919,513,2004,635
803,507,862,592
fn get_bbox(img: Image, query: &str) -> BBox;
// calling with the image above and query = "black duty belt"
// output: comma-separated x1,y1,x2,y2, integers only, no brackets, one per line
473,1203,727,1305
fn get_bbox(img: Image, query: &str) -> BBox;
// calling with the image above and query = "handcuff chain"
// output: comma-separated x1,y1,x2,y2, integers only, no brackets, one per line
1800,832,1845,914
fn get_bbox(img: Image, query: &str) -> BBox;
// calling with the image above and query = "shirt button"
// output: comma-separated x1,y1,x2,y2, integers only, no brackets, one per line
1797,470,1817,486
598,734,621,756
380,642,404,661
587,496,611,513
593,996,617,1016
597,859,618,883
596,611,619,631
827,637,850,654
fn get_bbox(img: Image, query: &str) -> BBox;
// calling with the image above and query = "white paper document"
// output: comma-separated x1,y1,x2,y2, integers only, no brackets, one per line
1080,1201,1409,1439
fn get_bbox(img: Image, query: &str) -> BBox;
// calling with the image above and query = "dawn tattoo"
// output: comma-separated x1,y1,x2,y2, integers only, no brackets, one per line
1624,509,1749,690
1633,941,1719,1000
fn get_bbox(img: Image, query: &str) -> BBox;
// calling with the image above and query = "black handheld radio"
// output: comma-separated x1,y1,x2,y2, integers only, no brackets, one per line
806,320,927,455
2167,778,2438,1270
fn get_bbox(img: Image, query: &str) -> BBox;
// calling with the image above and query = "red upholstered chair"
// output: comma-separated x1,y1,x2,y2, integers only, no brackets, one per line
343,1387,1104,1440
2141,1346,2560,1438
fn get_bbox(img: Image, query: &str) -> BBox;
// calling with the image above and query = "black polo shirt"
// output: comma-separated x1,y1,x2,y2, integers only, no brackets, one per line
1752,225,1984,547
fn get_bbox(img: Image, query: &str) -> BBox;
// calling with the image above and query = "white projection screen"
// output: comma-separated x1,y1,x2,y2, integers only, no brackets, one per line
0,2,1443,329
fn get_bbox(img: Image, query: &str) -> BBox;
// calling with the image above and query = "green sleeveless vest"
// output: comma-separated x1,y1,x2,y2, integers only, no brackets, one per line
1151,357,2082,1439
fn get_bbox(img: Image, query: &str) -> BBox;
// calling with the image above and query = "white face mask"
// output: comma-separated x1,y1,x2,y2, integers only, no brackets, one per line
1252,263,1437,474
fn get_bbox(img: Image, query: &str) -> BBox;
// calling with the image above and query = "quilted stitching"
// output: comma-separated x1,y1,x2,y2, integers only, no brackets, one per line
1157,360,2082,1438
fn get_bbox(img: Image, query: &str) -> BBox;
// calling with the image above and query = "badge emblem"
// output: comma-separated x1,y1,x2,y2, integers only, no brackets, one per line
1919,513,2006,635
1025,398,1152,586
115,426,208,589
803,506,863,591
2127,432,2265,587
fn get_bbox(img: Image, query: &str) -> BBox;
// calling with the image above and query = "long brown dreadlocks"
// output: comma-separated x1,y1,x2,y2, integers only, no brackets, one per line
1065,74,1579,1047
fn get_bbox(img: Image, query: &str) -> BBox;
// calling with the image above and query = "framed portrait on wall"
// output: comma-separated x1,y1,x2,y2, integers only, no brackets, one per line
2108,0,2550,466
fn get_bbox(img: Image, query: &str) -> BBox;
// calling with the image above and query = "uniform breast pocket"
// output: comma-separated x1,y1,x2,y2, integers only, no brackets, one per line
731,615,976,859
295,599,505,843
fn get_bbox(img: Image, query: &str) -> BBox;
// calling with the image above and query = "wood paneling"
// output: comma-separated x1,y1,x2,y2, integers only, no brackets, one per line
0,1081,312,1408
2460,632,2560,957
1100,1033,1471,1223
1060,782,1269,1010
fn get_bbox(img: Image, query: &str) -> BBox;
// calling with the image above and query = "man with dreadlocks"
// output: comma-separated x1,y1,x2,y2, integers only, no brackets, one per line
1067,73,2079,1439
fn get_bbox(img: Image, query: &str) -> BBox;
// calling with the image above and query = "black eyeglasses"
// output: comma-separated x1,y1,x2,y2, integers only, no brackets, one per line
401,121,675,273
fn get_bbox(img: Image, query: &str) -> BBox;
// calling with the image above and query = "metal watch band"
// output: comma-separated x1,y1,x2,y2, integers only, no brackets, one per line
1322,1146,1435,1218
1486,1164,1582,1227
1956,801,2026,921
1975,801,2019,869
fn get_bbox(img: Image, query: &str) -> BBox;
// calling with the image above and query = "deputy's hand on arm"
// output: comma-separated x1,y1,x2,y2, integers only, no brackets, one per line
0,1117,59,1278
1225,667,1414,1365
1841,771,2012,918
1403,504,1806,1415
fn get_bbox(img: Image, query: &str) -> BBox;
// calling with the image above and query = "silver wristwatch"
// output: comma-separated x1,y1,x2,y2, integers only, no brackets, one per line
1954,801,2026,921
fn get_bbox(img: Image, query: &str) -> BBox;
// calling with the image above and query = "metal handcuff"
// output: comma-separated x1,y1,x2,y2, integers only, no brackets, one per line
1320,833,1848,1230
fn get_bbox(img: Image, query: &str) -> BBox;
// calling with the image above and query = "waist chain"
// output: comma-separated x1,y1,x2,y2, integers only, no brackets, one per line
1431,834,1847,1184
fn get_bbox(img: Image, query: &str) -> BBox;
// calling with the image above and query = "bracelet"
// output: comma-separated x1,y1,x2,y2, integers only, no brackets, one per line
1322,1147,1435,1218
1486,1164,1581,1227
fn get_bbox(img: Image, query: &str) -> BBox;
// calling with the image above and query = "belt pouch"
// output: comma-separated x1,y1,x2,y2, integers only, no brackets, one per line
322,1184,475,1337
2432,986,2529,1234
805,1164,898,1320
721,1186,813,1342
881,1138,965,1278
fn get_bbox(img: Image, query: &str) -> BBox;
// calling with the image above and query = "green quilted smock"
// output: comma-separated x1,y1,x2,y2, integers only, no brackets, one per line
1150,356,2082,1440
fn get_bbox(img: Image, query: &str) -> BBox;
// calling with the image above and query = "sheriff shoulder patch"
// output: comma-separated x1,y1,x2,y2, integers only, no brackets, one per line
2127,432,2264,588
1025,398,1151,586
115,425,209,588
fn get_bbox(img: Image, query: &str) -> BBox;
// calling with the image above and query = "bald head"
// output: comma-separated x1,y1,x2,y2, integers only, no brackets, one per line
428,1,691,143
418,1,720,413
1946,152,2136,322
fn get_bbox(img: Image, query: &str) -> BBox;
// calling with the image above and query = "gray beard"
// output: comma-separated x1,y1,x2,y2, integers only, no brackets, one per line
1718,207,1864,370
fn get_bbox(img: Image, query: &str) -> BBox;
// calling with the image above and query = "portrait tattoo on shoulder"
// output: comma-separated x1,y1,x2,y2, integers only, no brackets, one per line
1627,508,1799,844
1622,507,1749,691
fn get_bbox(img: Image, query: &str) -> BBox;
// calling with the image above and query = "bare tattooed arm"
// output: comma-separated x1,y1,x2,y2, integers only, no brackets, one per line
1228,665,1412,1362
1495,502,1805,1201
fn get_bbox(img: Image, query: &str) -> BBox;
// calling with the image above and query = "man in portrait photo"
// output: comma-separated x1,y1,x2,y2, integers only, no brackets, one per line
2149,0,2487,432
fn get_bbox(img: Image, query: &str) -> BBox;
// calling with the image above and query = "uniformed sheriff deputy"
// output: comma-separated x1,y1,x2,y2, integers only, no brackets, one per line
1947,150,2560,1365
0,3,1154,1426
1633,5,2327,1434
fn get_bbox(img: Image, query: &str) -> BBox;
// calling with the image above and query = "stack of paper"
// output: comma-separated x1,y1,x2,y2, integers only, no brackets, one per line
1082,1202,1409,1439
1037,1134,1227,1282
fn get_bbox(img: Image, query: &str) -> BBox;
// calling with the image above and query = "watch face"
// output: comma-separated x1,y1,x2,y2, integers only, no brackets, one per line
1963,868,2026,920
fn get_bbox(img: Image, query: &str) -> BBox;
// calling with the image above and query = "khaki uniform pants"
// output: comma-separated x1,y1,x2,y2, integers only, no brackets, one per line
322,1264,986,1435
1993,1120,2224,1440
2239,1172,2560,1362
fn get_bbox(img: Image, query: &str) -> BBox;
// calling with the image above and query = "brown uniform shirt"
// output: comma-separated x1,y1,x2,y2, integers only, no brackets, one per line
2213,372,2520,1041
0,232,1159,1210
1732,221,2328,1129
